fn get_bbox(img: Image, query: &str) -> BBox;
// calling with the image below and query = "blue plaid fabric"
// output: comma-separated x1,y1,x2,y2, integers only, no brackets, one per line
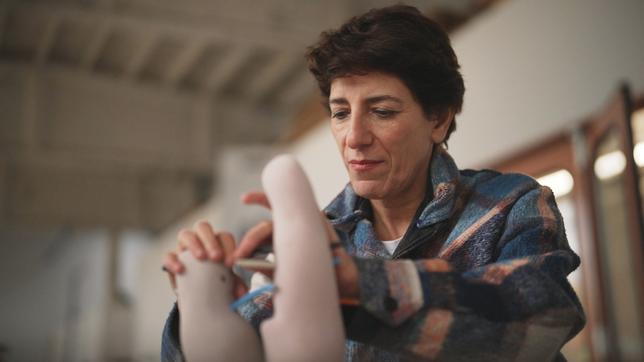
162,146,585,361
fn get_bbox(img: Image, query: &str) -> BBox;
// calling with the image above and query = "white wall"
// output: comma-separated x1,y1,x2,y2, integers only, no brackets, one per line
289,122,348,208
449,0,644,168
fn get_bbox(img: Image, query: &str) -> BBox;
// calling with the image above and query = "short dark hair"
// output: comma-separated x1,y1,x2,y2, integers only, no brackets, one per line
306,5,465,144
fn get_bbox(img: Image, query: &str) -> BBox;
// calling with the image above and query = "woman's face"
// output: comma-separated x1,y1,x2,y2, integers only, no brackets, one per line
329,72,452,202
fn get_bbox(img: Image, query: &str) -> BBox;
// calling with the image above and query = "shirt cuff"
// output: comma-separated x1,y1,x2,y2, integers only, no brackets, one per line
354,258,425,326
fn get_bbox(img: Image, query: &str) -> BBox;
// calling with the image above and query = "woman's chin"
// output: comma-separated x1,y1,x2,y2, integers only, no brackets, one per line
350,180,386,200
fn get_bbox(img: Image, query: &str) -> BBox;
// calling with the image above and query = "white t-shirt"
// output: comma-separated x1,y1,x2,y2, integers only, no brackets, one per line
381,238,402,255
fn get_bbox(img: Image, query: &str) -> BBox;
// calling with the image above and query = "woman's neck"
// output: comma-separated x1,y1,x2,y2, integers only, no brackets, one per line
370,176,429,241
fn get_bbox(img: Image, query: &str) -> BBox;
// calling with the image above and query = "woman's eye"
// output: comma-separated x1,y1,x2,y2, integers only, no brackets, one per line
373,109,397,119
331,110,349,120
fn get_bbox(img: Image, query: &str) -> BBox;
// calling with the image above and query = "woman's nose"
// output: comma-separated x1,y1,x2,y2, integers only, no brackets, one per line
346,115,373,149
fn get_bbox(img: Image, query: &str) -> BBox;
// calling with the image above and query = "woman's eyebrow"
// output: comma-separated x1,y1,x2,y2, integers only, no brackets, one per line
329,97,349,106
366,95,403,105
329,95,403,106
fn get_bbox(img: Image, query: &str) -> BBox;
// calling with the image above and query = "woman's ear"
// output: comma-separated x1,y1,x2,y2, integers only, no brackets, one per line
430,108,455,144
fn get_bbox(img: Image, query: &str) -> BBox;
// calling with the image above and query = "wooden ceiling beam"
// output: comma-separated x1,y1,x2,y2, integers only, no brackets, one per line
247,52,298,102
35,15,61,66
204,46,252,93
124,31,159,79
81,21,112,70
165,39,207,86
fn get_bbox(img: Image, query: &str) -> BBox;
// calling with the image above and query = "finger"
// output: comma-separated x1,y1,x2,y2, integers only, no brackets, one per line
162,264,178,296
334,247,360,299
164,252,184,275
240,191,271,209
234,220,273,259
218,232,237,267
176,228,192,252
194,220,223,261
178,229,206,260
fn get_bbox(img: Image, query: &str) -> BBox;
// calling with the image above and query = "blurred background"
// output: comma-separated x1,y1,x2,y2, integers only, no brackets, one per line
0,0,643,361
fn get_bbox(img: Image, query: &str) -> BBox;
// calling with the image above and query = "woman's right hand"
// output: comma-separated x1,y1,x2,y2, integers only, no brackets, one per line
163,220,248,298
233,191,275,261
234,190,360,300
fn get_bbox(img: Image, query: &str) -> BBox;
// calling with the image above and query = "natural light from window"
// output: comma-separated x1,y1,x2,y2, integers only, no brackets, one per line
537,169,574,198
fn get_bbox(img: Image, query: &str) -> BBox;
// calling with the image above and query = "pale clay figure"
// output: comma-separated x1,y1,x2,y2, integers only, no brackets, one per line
176,154,345,362
176,255,264,362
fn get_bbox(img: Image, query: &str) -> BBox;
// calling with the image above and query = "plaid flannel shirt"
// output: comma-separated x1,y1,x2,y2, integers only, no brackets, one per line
162,146,585,361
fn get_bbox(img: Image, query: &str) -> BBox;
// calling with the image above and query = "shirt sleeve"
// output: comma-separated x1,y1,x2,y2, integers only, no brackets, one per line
160,303,184,362
347,186,586,361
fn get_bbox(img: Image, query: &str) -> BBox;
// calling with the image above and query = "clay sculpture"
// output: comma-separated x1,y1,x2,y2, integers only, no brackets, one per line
176,154,345,362
260,154,345,362
176,253,264,362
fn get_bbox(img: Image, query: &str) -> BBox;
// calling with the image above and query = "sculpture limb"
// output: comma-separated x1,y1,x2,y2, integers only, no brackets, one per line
260,154,345,362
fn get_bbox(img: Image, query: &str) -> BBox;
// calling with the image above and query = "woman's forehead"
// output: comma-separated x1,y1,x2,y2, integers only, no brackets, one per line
329,73,412,102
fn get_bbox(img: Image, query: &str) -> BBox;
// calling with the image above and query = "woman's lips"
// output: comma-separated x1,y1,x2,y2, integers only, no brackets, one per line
348,160,383,171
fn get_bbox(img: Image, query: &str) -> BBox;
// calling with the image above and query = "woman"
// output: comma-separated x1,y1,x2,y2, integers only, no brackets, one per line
162,5,585,361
